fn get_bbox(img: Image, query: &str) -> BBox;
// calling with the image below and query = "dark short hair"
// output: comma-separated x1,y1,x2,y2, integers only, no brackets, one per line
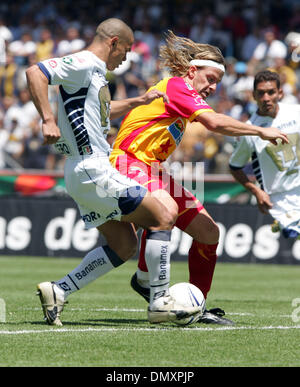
253,70,281,90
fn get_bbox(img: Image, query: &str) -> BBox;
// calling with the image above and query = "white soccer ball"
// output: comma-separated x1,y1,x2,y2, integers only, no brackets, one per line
169,282,206,326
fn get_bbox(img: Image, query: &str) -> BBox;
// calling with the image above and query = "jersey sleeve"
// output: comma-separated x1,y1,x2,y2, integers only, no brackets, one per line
229,136,254,169
37,53,93,91
165,77,214,121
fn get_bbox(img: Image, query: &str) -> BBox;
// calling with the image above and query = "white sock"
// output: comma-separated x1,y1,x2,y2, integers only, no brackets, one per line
144,230,171,308
55,245,124,300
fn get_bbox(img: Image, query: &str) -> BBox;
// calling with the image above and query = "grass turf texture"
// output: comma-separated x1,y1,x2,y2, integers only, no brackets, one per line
0,257,300,367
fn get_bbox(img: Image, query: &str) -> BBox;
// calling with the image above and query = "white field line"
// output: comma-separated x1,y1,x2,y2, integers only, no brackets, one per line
19,307,297,320
0,325,300,335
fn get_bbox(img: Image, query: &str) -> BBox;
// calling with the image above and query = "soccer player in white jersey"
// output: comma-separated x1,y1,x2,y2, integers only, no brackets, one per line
26,18,202,326
229,70,300,239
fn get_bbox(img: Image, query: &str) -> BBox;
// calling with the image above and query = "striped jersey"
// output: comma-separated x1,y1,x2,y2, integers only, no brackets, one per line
229,103,300,195
38,50,111,157
110,77,214,166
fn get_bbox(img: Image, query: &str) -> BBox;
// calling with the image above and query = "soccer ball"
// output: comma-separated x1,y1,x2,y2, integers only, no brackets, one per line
169,282,206,326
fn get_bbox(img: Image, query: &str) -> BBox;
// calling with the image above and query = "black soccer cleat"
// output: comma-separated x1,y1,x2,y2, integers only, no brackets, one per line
130,273,150,302
197,307,235,325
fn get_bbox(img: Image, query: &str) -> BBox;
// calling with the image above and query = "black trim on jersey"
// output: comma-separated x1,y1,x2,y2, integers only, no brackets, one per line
59,86,93,156
251,151,264,190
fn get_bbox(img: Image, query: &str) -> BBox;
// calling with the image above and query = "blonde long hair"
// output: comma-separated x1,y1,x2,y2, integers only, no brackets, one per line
159,31,225,77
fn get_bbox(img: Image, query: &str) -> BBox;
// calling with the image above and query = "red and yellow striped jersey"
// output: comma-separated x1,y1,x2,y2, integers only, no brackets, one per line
110,77,214,166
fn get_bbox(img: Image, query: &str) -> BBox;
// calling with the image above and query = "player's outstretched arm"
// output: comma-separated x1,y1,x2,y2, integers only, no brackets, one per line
26,65,61,145
230,167,273,214
196,112,289,145
110,89,169,120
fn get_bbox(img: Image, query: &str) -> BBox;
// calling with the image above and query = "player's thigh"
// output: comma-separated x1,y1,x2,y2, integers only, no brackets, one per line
150,188,179,217
97,220,138,260
114,155,178,229
184,207,219,244
168,178,219,244
121,190,177,230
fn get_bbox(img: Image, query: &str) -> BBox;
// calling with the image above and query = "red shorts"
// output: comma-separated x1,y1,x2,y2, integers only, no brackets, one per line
115,154,204,231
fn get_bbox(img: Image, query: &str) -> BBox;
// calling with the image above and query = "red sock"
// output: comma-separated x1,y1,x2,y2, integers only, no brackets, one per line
188,240,218,299
138,229,148,272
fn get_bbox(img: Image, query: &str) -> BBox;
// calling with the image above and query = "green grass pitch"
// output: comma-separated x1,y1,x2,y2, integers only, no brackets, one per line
0,256,300,367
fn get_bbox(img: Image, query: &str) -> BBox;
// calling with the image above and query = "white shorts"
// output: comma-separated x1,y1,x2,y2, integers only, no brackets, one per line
64,153,147,229
269,188,300,233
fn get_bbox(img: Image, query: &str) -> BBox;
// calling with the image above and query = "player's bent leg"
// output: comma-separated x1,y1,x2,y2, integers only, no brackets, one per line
37,222,138,326
121,190,177,231
184,210,234,325
122,190,199,323
114,160,199,323
98,220,138,261
184,209,219,298
129,190,178,306
184,207,219,244
132,204,233,324
122,192,176,314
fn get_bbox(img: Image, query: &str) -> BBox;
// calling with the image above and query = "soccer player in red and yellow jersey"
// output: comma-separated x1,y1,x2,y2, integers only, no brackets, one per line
110,31,288,324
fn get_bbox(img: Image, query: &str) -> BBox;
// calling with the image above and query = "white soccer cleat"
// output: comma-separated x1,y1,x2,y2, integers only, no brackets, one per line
36,282,66,326
147,295,202,324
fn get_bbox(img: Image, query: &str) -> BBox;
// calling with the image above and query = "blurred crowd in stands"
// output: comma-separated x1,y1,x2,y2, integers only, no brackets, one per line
0,0,300,174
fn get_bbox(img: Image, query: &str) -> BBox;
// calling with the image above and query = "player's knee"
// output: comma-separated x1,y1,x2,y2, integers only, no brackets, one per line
152,207,177,230
206,221,220,243
166,207,178,228
160,201,178,229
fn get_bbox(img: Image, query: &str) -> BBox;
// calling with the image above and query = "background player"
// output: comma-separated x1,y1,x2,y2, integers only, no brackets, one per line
109,32,289,325
26,19,202,326
230,70,300,240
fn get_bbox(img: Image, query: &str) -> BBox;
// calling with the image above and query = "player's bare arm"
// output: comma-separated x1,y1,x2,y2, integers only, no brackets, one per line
196,111,289,145
230,168,273,214
26,64,61,145
110,89,169,120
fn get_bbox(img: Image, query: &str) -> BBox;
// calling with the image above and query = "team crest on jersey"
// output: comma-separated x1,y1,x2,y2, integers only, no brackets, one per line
166,118,185,146
62,56,73,64
82,145,93,155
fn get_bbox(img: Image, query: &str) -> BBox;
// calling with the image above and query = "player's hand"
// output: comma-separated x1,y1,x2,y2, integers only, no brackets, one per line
255,190,273,214
260,127,289,145
140,89,170,105
42,120,61,145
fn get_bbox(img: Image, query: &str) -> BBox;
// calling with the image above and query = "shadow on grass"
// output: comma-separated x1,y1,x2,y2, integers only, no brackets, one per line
25,317,149,327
